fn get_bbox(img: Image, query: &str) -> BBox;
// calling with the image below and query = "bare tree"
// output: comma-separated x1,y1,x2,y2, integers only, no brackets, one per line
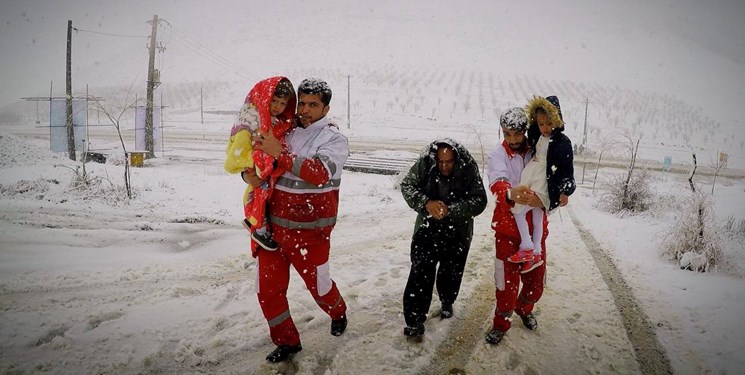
620,132,642,206
710,150,728,195
688,151,697,193
686,149,706,257
91,83,140,199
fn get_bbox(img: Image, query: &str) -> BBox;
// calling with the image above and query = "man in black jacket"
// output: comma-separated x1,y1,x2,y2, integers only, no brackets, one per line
400,138,487,338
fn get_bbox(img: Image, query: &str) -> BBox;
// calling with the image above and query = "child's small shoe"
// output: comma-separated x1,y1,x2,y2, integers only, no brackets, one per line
242,219,252,233
252,231,278,251
520,255,544,274
507,249,535,263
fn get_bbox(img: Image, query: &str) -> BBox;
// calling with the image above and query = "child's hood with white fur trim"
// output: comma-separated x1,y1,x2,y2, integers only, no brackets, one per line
525,95,564,131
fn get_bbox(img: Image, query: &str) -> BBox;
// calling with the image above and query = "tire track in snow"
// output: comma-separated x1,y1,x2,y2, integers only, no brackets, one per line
416,278,494,375
567,207,673,375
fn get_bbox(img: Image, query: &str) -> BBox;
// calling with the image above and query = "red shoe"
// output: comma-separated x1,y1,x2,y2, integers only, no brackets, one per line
520,255,544,274
508,249,535,263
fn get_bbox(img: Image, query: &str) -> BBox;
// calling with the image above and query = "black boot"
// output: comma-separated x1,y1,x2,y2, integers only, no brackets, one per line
331,315,347,336
440,304,453,319
403,322,425,337
520,313,538,330
265,344,302,363
485,329,505,345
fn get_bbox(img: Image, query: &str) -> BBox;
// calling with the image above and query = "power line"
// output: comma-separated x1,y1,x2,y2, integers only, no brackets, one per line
159,20,262,83
159,22,173,74
165,36,256,82
72,27,148,38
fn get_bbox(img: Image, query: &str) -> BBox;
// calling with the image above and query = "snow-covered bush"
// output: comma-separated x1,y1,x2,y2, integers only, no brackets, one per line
58,163,133,205
67,173,132,205
659,191,724,272
596,169,654,214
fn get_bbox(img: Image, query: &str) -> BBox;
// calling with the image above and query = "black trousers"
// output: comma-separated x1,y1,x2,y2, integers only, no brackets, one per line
403,223,470,327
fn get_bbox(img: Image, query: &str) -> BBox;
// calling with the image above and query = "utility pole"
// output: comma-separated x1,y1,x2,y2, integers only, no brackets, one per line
66,20,75,160
346,74,351,129
160,92,165,153
582,97,589,152
145,14,158,158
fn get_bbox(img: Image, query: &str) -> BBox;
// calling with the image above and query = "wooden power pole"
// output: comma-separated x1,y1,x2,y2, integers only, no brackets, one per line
66,20,75,160
145,15,158,157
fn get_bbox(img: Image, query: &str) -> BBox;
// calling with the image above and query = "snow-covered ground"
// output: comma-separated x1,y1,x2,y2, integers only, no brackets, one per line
0,127,743,374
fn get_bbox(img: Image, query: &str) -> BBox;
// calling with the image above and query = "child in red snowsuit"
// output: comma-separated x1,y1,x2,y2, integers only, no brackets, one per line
224,77,296,250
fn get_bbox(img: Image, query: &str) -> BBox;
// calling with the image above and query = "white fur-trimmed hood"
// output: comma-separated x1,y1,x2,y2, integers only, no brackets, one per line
525,95,564,130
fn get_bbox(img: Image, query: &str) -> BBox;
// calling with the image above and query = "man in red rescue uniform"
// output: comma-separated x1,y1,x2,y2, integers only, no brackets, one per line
485,107,547,345
245,78,348,363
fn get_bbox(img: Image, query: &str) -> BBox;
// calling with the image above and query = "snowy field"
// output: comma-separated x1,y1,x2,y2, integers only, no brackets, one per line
0,127,743,374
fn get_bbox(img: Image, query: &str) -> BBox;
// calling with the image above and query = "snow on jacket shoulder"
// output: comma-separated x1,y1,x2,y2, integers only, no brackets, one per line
269,117,349,230
401,138,487,242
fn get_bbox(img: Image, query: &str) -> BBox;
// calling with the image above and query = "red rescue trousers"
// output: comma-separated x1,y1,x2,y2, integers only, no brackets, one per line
492,236,546,332
255,225,347,346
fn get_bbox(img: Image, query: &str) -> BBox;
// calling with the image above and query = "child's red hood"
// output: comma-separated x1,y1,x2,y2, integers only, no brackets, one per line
246,76,296,133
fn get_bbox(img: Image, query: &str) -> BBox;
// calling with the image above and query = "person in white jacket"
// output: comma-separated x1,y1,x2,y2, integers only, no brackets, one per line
246,78,349,363
485,107,547,345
